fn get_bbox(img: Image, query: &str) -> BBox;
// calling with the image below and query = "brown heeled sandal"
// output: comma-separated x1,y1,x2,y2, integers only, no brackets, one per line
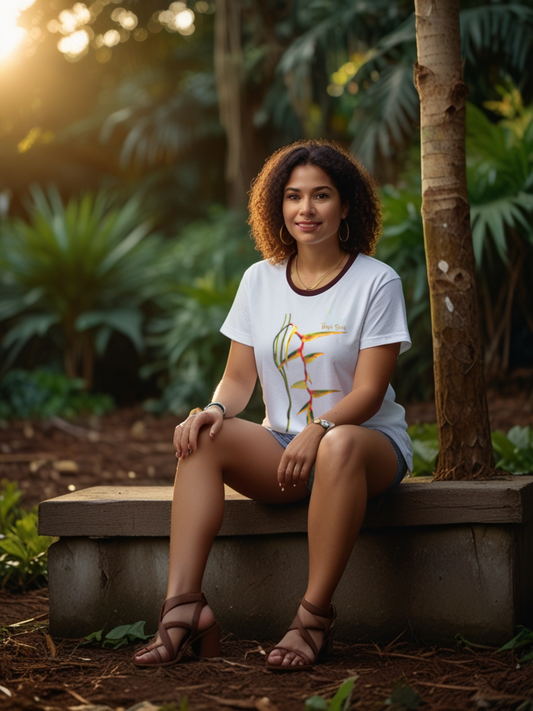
267,597,336,672
133,592,220,667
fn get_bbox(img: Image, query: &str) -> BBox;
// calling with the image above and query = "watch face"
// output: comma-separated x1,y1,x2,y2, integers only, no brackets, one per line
314,418,333,430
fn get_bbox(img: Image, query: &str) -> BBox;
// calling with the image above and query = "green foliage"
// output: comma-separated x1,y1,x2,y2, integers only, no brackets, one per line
407,424,439,477
492,426,533,474
0,186,163,386
0,368,113,420
379,97,533,392
408,424,533,476
385,683,422,710
0,481,56,591
157,701,189,711
84,620,151,649
305,676,357,711
378,183,433,401
143,208,258,414
498,626,533,663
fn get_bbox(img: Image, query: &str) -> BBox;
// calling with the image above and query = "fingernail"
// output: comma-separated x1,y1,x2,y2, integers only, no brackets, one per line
293,484,296,487
281,487,285,492
210,432,214,439
177,451,181,458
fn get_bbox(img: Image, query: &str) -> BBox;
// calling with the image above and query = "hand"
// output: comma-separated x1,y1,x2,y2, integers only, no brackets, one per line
174,407,224,459
277,424,324,491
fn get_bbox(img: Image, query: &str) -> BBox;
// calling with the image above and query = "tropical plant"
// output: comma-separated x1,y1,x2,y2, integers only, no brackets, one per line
305,675,357,711
0,186,163,388
492,426,533,474
378,94,533,394
0,368,113,420
407,423,533,477
276,1,533,175
498,626,533,663
466,101,533,378
143,207,258,414
0,480,56,591
85,620,151,649
378,181,433,400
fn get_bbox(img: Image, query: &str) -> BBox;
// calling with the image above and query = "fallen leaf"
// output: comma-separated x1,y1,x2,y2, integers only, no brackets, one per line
54,460,79,473
30,459,48,473
0,686,12,697
256,698,279,711
45,634,57,657
203,695,257,709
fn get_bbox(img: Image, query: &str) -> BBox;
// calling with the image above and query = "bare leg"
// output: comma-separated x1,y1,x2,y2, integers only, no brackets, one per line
268,426,398,668
134,419,309,664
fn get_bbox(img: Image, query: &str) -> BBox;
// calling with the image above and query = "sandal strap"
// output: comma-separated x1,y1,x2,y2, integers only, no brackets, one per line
158,592,207,660
283,598,336,663
270,644,313,667
300,597,336,620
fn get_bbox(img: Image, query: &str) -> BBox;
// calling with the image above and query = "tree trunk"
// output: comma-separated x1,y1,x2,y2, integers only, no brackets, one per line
413,0,495,479
214,0,286,209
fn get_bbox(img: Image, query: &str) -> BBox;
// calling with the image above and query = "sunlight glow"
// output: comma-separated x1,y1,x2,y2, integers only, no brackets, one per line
159,3,196,36
57,29,91,59
0,0,36,61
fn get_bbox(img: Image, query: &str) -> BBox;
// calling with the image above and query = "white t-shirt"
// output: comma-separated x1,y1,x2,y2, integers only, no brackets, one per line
220,253,413,470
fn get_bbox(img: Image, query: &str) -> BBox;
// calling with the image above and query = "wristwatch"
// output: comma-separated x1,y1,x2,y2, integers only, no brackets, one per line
312,418,336,432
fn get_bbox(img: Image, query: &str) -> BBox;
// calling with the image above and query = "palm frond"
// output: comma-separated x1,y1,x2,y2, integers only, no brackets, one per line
461,5,533,79
349,63,419,172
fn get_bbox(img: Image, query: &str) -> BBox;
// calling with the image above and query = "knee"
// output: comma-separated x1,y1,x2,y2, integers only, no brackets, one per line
314,427,364,484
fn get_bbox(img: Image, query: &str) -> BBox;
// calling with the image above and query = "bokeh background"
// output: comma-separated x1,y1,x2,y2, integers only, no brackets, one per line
1,0,532,420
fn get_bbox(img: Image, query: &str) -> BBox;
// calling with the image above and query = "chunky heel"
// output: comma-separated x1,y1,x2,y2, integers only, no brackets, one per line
193,622,220,657
322,628,334,657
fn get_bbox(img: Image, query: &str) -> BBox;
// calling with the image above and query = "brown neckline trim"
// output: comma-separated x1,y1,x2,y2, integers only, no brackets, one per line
286,252,358,296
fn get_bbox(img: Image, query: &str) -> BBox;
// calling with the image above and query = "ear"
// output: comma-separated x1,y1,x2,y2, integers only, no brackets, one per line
341,202,349,220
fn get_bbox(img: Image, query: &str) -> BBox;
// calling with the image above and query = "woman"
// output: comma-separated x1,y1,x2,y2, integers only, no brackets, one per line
133,139,412,671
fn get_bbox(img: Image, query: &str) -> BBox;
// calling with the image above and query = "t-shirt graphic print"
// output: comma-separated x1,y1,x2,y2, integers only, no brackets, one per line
273,313,345,431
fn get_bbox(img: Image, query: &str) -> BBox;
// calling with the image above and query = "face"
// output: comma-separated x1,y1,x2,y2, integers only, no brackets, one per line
282,164,349,248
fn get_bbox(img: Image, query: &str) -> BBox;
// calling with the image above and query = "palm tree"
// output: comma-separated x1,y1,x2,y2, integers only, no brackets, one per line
414,0,494,479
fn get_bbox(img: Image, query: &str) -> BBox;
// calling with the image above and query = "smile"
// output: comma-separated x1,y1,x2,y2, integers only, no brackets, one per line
296,222,322,231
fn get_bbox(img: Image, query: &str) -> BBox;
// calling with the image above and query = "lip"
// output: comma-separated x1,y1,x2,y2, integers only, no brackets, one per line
296,221,322,231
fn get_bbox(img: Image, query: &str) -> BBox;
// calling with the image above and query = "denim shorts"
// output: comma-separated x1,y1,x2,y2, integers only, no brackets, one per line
266,427,408,494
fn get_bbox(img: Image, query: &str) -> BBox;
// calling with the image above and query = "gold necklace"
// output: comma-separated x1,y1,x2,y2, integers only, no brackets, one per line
295,252,346,291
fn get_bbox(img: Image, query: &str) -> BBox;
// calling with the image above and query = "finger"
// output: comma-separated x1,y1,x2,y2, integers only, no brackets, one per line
174,423,185,457
209,412,224,439
277,454,293,491
289,462,301,487
187,410,214,453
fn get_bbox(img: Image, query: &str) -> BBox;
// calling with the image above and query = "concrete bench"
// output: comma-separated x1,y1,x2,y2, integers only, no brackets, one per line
39,476,533,645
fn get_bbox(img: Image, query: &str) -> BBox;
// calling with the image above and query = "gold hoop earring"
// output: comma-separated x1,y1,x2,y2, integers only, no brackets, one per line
279,224,293,246
339,219,350,243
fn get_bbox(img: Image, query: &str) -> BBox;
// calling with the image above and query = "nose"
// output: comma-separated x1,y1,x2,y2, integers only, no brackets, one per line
299,196,316,216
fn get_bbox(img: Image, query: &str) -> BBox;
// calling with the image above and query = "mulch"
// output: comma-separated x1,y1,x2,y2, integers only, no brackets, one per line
1,588,532,711
1,391,533,710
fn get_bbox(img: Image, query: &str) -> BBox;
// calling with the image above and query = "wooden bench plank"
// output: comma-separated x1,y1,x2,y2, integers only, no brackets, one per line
38,476,533,537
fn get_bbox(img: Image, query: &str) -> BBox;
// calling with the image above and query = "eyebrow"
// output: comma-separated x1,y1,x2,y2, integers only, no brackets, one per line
284,185,333,193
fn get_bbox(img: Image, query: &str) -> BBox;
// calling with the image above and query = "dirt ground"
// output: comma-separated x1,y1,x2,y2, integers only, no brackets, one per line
1,392,533,711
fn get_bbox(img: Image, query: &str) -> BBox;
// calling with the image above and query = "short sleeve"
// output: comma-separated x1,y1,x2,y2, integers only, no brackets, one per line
359,277,411,354
220,270,254,347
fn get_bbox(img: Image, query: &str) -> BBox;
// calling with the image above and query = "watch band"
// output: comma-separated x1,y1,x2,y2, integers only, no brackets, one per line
312,418,336,432
204,401,226,417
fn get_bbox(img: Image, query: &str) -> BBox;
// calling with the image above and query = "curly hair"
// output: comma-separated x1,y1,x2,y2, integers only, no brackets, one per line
248,139,382,263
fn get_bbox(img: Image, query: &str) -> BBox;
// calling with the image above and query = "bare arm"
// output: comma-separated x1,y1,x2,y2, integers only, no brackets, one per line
277,342,401,487
174,341,257,458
